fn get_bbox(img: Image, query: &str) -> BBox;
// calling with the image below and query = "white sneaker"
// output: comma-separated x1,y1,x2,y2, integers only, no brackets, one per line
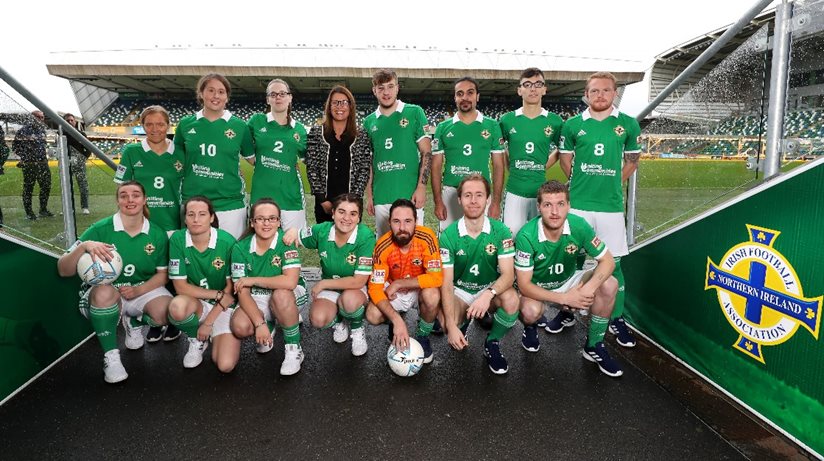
280,344,304,376
81,208,90,215
332,321,350,344
183,337,208,368
350,326,368,356
103,350,128,383
255,328,276,354
121,315,144,350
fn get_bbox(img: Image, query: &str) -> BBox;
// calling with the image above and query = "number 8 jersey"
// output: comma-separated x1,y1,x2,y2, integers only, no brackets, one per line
559,107,641,213
114,139,185,232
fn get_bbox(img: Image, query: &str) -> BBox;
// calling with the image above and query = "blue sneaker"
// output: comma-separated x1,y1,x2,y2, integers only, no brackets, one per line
521,325,540,352
484,339,508,375
163,324,181,342
582,341,623,377
536,315,548,329
545,310,576,334
609,317,637,348
431,317,444,335
416,335,433,364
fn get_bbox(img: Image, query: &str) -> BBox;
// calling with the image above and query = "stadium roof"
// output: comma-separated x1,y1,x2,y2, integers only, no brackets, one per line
47,45,645,98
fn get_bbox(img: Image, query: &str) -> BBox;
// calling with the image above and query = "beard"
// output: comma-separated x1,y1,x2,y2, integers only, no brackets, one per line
391,232,412,247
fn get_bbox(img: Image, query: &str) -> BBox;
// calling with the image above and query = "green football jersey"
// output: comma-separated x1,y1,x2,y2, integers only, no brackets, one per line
559,107,641,212
230,231,302,296
247,113,308,210
514,214,607,289
75,213,169,288
114,139,185,232
432,112,504,187
174,110,254,212
362,101,428,205
439,216,515,294
168,227,236,291
298,221,375,280
499,108,563,198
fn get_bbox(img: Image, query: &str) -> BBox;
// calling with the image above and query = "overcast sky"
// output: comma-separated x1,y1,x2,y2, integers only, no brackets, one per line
0,0,776,117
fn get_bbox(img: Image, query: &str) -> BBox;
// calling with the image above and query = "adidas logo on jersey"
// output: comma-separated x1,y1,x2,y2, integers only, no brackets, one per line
371,125,377,132
260,127,267,132
320,251,328,259
456,249,466,256
577,129,586,137
537,253,546,260
446,132,455,138
133,161,143,167
509,127,517,134
188,128,197,134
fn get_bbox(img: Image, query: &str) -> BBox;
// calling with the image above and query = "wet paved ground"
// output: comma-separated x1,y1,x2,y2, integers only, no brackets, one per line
4,305,796,461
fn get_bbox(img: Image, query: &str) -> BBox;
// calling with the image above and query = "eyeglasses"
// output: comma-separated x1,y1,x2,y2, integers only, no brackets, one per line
267,91,291,99
253,216,280,223
331,100,351,107
520,81,546,89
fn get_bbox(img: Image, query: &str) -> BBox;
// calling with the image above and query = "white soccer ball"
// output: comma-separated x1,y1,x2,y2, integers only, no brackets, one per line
76,250,123,286
387,338,425,377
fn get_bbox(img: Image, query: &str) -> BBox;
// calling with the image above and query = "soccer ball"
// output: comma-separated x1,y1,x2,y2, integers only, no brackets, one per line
387,338,425,377
76,250,123,286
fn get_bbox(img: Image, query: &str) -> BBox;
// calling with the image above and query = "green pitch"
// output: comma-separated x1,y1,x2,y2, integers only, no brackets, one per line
0,159,805,259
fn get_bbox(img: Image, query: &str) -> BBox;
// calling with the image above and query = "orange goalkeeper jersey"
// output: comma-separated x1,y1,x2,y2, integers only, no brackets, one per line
368,225,443,305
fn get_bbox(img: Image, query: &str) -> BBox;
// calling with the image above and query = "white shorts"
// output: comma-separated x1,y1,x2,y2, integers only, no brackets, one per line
453,286,490,306
375,204,424,238
120,286,173,318
388,289,420,313
216,207,248,240
439,186,463,233
570,208,628,257
280,209,307,233
502,191,538,235
552,269,594,293
198,300,234,337
244,286,309,321
315,286,368,304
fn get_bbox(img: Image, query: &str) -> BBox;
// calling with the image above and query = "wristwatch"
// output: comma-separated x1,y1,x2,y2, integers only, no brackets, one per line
487,287,498,296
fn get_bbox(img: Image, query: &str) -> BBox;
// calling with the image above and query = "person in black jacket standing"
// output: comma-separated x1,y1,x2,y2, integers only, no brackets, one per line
63,113,91,214
0,122,10,226
13,111,53,220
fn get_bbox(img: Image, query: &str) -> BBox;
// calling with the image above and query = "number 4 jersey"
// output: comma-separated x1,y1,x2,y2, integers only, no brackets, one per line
439,216,514,294
115,139,185,232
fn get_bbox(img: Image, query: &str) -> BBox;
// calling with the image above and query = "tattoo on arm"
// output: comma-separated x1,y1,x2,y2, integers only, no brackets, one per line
624,152,641,164
419,151,432,185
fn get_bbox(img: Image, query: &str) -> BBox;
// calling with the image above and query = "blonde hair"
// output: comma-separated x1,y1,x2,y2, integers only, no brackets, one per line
585,71,617,91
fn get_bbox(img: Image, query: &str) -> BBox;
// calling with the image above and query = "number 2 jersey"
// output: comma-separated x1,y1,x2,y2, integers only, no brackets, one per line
514,214,607,290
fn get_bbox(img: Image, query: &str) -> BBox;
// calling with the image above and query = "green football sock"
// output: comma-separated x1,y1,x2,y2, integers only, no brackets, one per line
612,257,625,319
487,308,519,341
322,317,337,329
587,315,610,347
169,312,199,338
129,316,145,328
340,305,366,330
89,303,120,352
140,313,161,327
281,323,301,345
267,320,276,334
415,318,434,338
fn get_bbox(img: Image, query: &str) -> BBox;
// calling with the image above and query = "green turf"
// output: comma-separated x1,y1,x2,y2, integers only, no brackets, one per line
0,159,808,255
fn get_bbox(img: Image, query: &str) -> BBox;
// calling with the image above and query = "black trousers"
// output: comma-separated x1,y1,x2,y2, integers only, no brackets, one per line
21,161,51,214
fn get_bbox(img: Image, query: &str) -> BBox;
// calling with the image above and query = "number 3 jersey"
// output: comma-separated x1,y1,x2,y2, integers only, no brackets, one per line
168,227,236,292
439,216,514,294
114,139,184,232
432,112,504,188
514,214,607,290
559,107,641,213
